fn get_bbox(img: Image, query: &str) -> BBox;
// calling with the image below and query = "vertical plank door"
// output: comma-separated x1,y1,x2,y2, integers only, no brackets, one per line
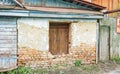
99,25,110,61
49,23,69,55
0,17,17,72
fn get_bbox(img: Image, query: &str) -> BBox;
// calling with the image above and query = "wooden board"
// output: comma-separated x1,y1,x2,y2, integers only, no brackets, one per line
99,26,110,61
0,17,17,72
49,23,69,55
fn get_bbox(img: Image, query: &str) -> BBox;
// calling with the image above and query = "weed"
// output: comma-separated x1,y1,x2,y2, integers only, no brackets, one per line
0,67,31,74
59,71,65,74
81,65,99,72
74,60,82,67
111,57,120,63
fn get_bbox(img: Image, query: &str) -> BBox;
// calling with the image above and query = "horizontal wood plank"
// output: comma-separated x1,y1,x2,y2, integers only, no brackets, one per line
0,25,17,28
0,32,17,36
0,58,17,69
0,18,17,71
0,66,17,72
0,22,16,25
0,48,17,55
0,40,17,44
0,36,17,40
0,47,17,50
0,44,17,48
0,28,17,32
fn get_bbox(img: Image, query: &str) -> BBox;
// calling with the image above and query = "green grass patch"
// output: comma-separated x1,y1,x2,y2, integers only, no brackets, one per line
111,57,120,63
81,65,99,72
74,60,82,67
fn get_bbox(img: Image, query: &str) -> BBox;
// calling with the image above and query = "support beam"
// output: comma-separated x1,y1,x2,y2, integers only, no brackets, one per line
13,0,25,9
104,9,120,14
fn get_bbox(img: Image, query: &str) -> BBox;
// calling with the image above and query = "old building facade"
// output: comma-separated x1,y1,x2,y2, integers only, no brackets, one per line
0,0,105,71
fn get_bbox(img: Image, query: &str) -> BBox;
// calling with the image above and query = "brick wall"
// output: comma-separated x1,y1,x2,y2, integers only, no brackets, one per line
18,18,97,67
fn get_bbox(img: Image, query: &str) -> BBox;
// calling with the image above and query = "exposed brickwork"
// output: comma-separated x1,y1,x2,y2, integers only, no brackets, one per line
18,43,96,68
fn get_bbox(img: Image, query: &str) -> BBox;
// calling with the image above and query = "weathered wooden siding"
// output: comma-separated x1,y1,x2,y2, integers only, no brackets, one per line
110,18,120,58
100,18,120,59
91,0,120,17
99,25,110,61
0,17,17,72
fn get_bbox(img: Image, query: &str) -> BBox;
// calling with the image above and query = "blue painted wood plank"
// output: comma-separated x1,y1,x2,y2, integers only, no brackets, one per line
0,23,17,28
0,36,17,40
0,44,17,48
0,28,17,32
0,40,17,44
0,32,17,36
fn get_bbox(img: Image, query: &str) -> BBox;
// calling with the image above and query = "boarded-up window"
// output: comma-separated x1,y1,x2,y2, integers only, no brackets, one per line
49,22,69,55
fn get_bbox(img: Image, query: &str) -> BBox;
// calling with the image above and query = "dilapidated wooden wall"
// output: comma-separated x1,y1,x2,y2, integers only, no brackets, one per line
84,0,120,17
92,0,120,17
99,25,110,61
0,17,17,72
100,18,120,60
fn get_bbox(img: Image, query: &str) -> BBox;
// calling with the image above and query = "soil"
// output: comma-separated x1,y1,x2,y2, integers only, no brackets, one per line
1,61,120,74
46,61,120,74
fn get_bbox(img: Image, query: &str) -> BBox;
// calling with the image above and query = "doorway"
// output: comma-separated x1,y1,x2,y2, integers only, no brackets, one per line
49,22,70,55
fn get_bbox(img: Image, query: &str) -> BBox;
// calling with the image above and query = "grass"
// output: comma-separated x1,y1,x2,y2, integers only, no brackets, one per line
74,60,82,67
0,63,100,74
111,57,120,63
0,67,31,74
80,65,99,72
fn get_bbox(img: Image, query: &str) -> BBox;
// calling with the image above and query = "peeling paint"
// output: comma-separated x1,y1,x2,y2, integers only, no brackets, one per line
70,22,96,47
18,18,49,51
18,18,97,67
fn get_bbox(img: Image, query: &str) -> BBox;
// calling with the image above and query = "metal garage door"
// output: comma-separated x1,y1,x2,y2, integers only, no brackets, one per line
0,17,17,72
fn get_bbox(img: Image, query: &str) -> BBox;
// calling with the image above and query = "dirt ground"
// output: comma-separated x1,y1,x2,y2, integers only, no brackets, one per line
1,61,120,74
45,61,120,74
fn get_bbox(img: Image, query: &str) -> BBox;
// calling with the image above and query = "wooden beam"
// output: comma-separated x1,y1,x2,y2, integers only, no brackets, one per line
25,6,103,15
104,9,120,14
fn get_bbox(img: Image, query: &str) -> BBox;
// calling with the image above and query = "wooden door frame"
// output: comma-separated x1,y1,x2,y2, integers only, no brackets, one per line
49,21,70,55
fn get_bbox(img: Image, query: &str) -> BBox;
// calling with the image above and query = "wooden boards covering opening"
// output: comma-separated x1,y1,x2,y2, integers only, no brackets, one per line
49,22,70,55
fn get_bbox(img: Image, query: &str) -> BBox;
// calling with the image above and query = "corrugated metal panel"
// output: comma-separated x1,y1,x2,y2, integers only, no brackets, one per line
22,0,43,6
0,17,17,72
22,0,90,9
0,0,15,5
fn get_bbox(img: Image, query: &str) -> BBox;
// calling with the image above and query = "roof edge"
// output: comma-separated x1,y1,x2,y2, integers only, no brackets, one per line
63,0,106,11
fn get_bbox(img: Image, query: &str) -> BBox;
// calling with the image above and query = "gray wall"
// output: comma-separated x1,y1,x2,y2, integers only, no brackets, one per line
100,17,120,60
